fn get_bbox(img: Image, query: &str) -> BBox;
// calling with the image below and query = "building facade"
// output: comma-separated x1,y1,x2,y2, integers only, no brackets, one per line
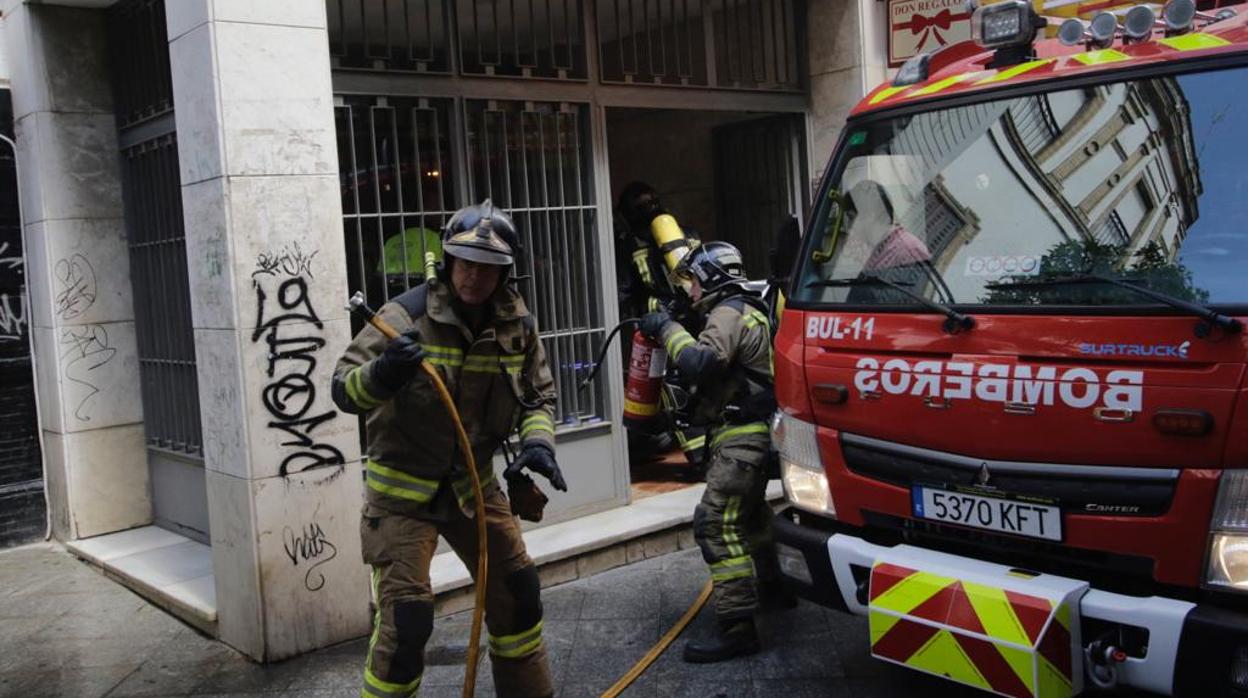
0,0,887,660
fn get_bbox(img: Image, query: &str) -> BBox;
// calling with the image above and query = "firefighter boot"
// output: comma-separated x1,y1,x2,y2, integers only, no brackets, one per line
682,617,761,663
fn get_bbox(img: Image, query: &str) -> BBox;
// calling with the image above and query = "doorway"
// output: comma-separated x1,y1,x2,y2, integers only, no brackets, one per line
606,107,806,500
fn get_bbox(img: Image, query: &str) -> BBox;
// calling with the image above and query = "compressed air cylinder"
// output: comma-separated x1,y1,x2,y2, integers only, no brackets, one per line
650,213,694,273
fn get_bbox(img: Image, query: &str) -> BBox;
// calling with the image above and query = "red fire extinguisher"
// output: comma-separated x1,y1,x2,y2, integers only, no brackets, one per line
623,330,666,429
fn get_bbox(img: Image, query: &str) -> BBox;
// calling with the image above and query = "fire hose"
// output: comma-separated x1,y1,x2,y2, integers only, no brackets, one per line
347,292,489,698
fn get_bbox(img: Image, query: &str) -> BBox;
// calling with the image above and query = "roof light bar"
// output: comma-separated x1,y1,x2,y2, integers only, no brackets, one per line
973,0,1045,50
1163,0,1198,32
893,52,933,86
1123,4,1157,41
1058,17,1088,45
1088,11,1120,48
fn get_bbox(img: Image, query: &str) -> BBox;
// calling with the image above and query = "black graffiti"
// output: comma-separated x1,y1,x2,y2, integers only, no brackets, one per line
282,522,338,592
60,324,116,421
0,294,25,343
54,254,97,320
253,242,319,280
253,277,323,343
252,258,343,476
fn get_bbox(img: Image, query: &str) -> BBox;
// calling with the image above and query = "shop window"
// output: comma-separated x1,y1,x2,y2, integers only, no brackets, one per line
598,0,799,91
457,0,588,79
465,100,607,427
329,0,454,73
337,97,457,306
335,97,609,429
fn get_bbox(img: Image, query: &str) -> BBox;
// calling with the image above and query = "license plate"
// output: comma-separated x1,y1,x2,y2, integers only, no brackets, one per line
912,486,1062,541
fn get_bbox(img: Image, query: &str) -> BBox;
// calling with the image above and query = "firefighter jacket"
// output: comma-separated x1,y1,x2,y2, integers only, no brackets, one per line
658,293,775,447
332,278,557,518
614,230,677,319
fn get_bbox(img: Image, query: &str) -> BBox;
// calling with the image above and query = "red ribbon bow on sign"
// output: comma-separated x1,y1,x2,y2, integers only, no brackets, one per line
896,9,969,50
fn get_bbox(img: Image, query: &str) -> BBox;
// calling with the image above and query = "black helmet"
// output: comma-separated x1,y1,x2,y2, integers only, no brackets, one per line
442,199,519,267
617,181,664,231
675,241,747,295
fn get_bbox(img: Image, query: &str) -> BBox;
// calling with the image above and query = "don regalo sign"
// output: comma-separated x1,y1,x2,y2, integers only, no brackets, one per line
889,0,972,67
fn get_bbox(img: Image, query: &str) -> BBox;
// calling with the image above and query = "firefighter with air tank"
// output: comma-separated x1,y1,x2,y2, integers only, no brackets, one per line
637,240,795,663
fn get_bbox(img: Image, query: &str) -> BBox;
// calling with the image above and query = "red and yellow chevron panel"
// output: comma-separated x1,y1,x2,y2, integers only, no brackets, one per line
868,560,1082,698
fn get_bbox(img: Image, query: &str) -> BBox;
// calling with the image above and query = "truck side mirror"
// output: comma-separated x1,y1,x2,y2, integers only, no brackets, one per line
769,215,802,283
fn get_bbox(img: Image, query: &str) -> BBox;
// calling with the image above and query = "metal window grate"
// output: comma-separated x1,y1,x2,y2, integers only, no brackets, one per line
329,0,453,72
457,0,588,79
597,0,799,90
336,96,457,308
465,100,605,427
109,0,174,128
1093,211,1130,245
335,96,609,428
120,134,203,455
1010,96,1060,157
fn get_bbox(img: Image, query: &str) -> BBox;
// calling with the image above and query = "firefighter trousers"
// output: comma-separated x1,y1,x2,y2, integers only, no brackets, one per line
359,489,553,698
692,432,781,622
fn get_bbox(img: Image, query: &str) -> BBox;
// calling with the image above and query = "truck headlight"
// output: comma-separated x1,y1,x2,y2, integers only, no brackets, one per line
1206,471,1248,591
772,412,835,517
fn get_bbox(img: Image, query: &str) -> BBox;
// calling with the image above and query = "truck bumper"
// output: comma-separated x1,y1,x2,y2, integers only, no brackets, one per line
773,508,1248,697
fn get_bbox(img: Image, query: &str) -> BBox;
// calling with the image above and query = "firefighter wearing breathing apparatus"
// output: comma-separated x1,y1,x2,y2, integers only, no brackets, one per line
638,241,793,663
615,182,710,467
332,201,563,698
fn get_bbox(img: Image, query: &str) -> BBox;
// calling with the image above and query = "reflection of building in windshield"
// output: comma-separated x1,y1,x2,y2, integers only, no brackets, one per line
840,79,1200,303
1000,78,1199,255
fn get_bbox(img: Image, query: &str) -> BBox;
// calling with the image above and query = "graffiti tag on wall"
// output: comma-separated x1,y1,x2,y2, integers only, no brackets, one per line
0,293,25,344
50,254,115,421
252,248,344,476
0,243,27,343
282,519,338,592
60,324,116,421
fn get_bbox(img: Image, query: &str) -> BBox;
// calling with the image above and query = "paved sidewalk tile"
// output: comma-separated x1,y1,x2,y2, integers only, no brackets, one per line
0,542,1154,698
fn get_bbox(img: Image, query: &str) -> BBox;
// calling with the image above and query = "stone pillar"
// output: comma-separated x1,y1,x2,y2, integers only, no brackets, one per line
807,0,892,179
3,3,151,541
166,0,368,661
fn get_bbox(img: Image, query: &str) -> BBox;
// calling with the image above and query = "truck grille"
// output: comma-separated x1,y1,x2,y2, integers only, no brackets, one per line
841,433,1178,517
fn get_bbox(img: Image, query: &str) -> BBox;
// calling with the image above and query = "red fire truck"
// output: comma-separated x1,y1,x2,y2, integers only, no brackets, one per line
770,1,1248,695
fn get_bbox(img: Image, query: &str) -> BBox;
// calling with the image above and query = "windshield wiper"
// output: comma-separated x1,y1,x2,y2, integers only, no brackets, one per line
811,275,975,334
984,274,1243,338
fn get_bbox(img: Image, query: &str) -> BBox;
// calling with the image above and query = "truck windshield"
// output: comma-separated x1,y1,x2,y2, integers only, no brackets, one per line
793,65,1248,310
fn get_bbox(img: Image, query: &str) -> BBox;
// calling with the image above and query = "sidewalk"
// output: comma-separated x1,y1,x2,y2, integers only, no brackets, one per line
0,542,978,697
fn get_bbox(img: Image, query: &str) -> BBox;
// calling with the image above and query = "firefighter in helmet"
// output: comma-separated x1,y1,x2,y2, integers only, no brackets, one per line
332,200,564,698
615,181,709,468
638,241,793,663
615,181,677,319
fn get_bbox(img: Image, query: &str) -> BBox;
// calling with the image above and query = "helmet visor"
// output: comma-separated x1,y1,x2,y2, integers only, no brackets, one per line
443,241,514,267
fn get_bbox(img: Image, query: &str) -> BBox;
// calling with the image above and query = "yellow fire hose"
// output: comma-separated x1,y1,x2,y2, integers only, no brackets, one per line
599,580,713,698
349,294,489,698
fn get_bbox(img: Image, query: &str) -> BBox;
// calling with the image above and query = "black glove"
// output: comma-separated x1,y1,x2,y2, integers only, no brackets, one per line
371,329,426,392
506,443,567,492
638,311,672,340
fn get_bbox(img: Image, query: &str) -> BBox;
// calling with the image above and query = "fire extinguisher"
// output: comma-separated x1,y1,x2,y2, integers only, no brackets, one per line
623,330,666,428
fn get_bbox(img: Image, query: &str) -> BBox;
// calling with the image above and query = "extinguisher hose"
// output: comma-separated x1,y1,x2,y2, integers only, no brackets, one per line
347,292,489,698
578,318,641,391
